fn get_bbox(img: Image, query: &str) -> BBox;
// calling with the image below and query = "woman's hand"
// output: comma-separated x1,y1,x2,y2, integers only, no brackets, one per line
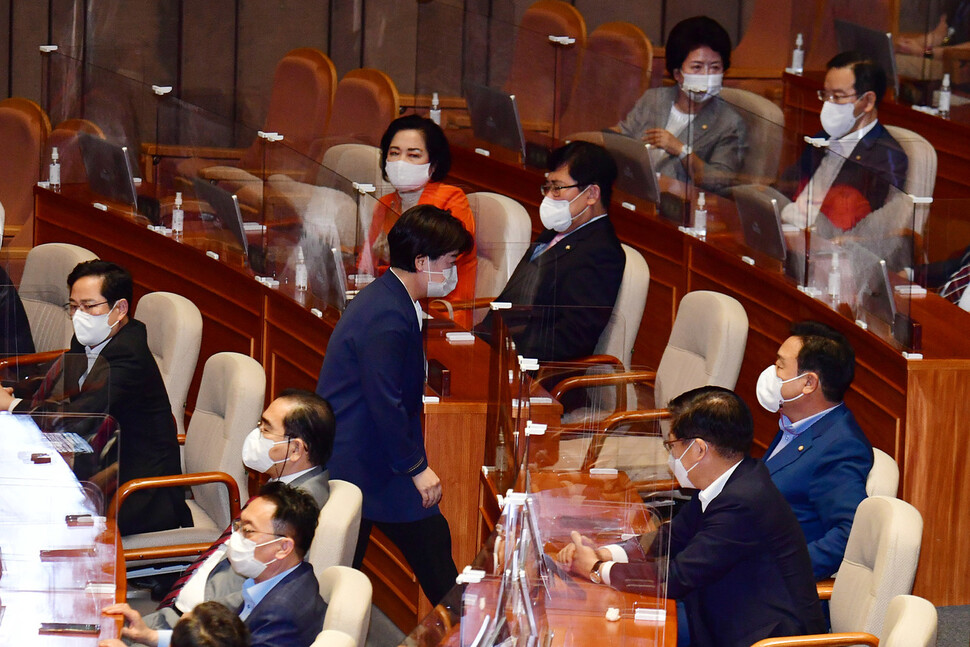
642,129,686,157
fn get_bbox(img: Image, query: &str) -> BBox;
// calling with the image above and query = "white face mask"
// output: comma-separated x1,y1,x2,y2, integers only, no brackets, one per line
426,265,458,298
667,439,698,489
539,186,590,232
241,427,290,474
819,99,860,140
681,73,723,102
755,365,809,413
227,530,282,578
72,304,119,347
386,160,431,193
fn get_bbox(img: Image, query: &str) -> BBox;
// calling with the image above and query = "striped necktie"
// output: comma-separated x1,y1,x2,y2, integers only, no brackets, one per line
940,261,970,304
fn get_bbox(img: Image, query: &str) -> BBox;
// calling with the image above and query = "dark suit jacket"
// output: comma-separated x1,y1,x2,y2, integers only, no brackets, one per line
764,404,873,579
0,264,35,357
316,271,432,523
16,319,189,534
915,243,970,290
225,561,327,647
477,216,625,362
778,122,908,232
610,457,825,647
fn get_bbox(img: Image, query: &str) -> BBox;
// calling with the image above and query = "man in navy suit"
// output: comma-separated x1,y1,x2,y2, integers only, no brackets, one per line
559,387,825,647
476,140,625,362
104,482,326,647
756,320,873,580
317,204,472,606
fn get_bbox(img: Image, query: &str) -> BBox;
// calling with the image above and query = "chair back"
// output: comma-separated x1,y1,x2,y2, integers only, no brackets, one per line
830,495,923,638
307,479,363,576
184,352,266,528
881,594,937,647
560,21,652,135
48,118,105,185
655,291,748,409
134,292,203,437
311,630,356,647
19,243,98,351
317,565,372,647
323,68,400,148
866,447,899,497
884,125,936,235
0,98,51,239
719,87,785,182
321,143,389,195
467,192,532,323
503,0,586,131
594,244,650,369
239,48,337,169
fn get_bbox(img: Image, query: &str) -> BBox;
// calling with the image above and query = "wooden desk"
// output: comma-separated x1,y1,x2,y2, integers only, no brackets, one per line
446,141,970,606
32,184,562,630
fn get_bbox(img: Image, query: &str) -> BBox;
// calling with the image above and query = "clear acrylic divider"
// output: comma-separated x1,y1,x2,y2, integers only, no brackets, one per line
1,277,36,357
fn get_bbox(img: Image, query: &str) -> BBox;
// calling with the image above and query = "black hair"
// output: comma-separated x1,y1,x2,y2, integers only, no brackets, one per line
257,481,320,558
380,114,451,183
547,140,618,208
668,386,753,459
278,388,336,467
171,601,250,647
665,16,733,78
67,260,133,307
826,51,888,106
387,204,473,272
790,320,856,402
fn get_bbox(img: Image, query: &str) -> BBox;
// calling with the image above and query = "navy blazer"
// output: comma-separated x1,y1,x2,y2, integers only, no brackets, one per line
316,271,432,523
610,457,825,647
477,216,625,362
764,404,873,579
229,561,327,647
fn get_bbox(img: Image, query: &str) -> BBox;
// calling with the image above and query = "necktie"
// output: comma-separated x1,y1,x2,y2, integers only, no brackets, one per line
940,261,970,304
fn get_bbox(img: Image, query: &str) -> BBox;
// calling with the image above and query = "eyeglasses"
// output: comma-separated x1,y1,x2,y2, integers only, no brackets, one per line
232,518,284,540
662,438,693,454
63,301,110,316
540,183,584,198
816,90,859,104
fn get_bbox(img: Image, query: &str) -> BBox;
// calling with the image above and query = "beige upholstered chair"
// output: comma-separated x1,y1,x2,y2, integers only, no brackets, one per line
321,143,390,196
879,594,938,647
135,292,203,439
884,124,937,234
719,87,785,183
319,68,400,150
311,630,356,647
307,479,363,576
467,192,533,325
594,244,650,370
19,243,98,352
752,496,924,647
117,352,266,562
0,98,51,247
316,566,372,647
866,447,900,497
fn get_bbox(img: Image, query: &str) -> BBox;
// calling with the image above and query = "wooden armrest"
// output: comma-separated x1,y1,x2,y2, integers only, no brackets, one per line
551,369,656,401
816,578,834,600
750,632,878,647
581,407,670,470
0,349,67,371
110,471,240,525
177,433,186,445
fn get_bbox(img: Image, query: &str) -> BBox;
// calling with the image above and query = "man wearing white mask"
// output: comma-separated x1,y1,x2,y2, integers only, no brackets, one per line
476,140,625,362
756,320,873,580
779,53,908,234
103,482,326,647
558,387,824,647
0,260,189,536
317,205,471,607
616,16,747,193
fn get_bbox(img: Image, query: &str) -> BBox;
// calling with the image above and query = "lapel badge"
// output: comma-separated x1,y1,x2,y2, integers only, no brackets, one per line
798,445,805,451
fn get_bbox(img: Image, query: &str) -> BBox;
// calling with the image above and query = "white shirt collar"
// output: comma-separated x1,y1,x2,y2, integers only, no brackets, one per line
274,466,316,485
828,118,878,157
389,269,424,330
698,459,743,512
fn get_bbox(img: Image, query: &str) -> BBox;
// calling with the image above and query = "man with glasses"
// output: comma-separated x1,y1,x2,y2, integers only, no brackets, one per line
558,386,825,647
0,260,189,535
104,482,326,647
476,140,625,362
779,52,908,235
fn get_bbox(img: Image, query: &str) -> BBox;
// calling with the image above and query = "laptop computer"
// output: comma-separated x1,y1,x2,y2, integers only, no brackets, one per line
191,177,249,260
463,82,527,159
78,132,138,208
834,19,900,98
600,131,662,206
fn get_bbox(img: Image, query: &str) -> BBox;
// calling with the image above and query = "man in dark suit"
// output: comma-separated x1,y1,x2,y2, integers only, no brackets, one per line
1,264,35,356
0,260,189,535
756,320,873,580
476,140,625,362
317,204,472,606
104,482,327,647
778,52,908,240
559,386,826,647
914,243,970,309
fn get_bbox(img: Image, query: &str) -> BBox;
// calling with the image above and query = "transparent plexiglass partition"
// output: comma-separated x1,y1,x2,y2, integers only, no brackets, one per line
1,278,35,357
